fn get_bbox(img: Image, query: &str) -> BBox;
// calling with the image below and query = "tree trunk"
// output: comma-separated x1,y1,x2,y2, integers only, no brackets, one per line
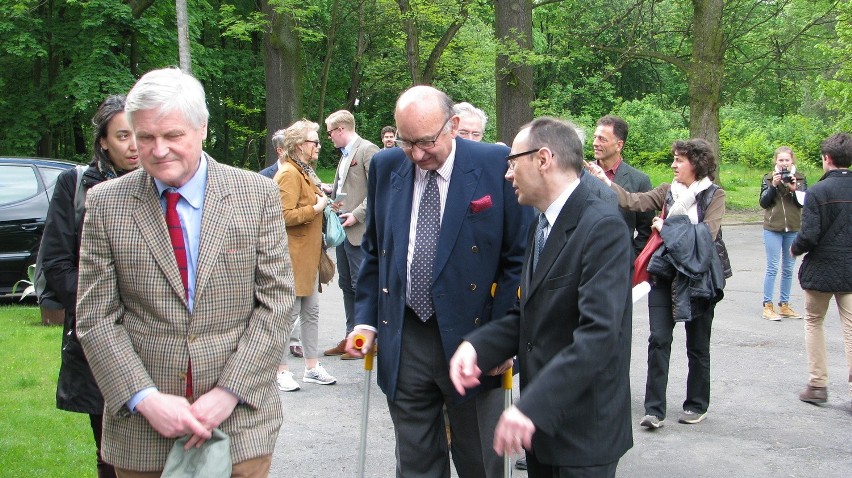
176,0,192,73
397,0,421,84
317,0,342,121
494,0,534,144
345,0,368,110
262,0,303,166
688,0,725,180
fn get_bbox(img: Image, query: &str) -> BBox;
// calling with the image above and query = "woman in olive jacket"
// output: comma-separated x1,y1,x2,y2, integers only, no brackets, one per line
41,95,139,478
759,146,807,321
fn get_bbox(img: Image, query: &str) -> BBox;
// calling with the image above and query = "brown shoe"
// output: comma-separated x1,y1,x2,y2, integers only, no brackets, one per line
289,345,304,358
341,352,362,360
323,339,346,356
778,302,802,319
799,385,828,404
762,302,781,321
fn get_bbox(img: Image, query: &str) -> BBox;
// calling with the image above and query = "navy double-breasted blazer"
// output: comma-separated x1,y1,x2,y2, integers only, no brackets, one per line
354,138,531,401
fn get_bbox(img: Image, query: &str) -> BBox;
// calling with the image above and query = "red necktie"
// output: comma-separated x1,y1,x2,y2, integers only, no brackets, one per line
164,191,192,398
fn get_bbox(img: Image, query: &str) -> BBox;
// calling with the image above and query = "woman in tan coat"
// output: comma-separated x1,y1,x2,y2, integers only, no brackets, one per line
272,120,337,391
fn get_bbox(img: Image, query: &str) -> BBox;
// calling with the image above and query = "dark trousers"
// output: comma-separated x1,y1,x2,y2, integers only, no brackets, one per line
336,239,364,336
386,309,502,478
89,414,116,478
526,451,618,478
644,281,715,419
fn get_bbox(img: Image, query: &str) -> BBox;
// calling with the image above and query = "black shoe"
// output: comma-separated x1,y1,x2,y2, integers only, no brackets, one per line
515,456,527,470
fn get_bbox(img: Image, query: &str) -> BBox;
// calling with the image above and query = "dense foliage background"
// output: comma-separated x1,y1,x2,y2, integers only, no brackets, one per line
0,0,849,172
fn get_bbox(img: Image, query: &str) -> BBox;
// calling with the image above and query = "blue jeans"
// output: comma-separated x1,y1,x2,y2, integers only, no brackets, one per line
763,229,798,304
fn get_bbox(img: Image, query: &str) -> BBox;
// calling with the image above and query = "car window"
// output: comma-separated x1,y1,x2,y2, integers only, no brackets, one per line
0,165,40,206
38,166,65,189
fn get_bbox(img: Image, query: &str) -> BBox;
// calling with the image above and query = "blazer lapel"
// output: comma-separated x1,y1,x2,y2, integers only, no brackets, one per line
194,156,231,306
433,140,479,281
390,159,414,288
131,174,188,304
527,183,590,296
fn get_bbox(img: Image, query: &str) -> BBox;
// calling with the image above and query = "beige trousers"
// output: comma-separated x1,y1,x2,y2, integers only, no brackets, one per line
803,290,852,394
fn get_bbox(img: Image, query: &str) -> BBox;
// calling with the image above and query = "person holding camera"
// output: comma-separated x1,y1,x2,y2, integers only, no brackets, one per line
759,146,808,321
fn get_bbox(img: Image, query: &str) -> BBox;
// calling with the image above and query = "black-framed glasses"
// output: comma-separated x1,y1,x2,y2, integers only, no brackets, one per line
506,148,541,170
326,127,342,138
394,119,451,151
304,140,320,146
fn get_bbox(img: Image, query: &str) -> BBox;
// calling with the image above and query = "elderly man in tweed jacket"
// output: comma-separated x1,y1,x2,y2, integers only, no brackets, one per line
76,67,295,477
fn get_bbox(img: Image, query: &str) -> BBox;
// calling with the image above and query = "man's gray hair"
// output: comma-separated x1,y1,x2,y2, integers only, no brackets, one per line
453,102,488,130
125,67,209,129
525,117,584,174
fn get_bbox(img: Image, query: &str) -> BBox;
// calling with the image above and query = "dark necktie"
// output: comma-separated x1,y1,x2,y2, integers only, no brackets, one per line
533,213,548,272
409,170,440,321
164,190,192,397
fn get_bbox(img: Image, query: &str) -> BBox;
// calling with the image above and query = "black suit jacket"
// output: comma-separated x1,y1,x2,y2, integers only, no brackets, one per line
466,181,633,466
612,160,654,255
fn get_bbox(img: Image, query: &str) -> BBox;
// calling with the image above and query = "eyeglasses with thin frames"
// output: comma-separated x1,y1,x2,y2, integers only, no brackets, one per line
394,119,451,151
326,127,342,139
458,130,483,140
506,148,541,171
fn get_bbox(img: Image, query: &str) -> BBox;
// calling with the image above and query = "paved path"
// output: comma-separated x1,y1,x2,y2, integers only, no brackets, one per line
270,224,852,477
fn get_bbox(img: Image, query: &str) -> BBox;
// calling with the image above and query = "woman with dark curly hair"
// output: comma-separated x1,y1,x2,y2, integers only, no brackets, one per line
41,95,139,478
589,138,729,429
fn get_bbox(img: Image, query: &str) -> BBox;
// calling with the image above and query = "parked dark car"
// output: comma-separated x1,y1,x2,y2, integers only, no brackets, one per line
0,157,76,296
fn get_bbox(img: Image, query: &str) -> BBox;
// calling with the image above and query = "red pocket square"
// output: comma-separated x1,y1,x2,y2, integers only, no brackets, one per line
470,195,493,213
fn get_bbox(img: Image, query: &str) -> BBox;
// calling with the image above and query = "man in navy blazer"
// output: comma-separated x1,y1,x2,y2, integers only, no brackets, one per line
346,86,530,477
450,117,633,478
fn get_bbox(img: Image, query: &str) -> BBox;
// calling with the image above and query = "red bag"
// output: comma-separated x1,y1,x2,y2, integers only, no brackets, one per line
632,205,666,286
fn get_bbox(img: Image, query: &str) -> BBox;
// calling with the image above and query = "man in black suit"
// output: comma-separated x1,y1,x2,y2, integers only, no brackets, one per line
345,85,530,477
593,115,653,255
450,117,633,478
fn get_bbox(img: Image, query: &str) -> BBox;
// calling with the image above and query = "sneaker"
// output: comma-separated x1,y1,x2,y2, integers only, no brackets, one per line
762,302,781,321
303,363,337,385
276,370,300,392
778,302,802,319
678,410,707,424
639,414,664,429
515,457,527,470
799,384,828,404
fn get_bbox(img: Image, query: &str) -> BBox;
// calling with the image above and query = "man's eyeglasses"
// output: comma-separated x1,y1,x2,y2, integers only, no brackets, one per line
327,127,342,138
458,130,483,140
394,119,451,151
506,148,541,171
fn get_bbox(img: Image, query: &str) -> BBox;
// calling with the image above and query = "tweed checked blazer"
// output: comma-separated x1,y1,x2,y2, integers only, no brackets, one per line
76,154,295,472
332,136,379,246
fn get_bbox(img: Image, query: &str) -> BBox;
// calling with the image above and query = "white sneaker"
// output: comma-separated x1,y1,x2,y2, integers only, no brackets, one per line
276,370,300,392
303,363,337,385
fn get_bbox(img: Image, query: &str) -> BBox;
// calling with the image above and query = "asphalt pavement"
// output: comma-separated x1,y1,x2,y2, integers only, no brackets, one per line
269,223,852,477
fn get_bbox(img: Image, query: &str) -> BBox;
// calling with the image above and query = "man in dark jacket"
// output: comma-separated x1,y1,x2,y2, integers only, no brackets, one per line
791,132,852,408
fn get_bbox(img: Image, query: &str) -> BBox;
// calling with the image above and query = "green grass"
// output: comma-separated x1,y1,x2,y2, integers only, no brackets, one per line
0,304,93,477
642,162,823,211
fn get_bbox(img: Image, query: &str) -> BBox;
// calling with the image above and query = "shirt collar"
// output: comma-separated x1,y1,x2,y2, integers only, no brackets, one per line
416,138,456,182
342,133,360,157
540,177,581,227
154,153,207,209
597,157,623,180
